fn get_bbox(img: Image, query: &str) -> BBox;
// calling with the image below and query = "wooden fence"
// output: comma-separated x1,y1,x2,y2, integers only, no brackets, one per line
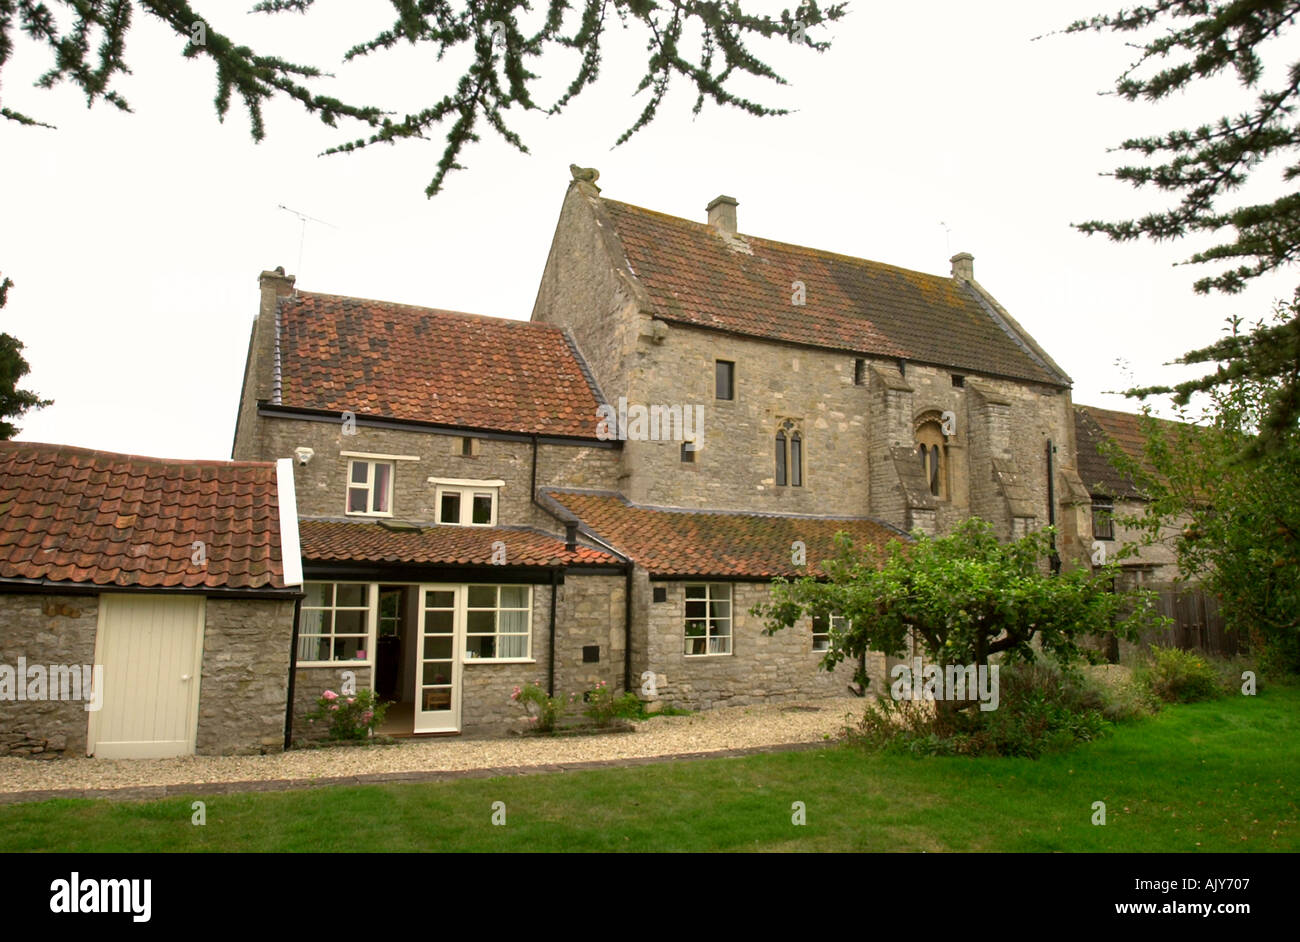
1139,585,1244,657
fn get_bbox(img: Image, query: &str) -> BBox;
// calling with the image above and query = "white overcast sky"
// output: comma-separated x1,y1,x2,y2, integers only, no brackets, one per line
1,1,1295,460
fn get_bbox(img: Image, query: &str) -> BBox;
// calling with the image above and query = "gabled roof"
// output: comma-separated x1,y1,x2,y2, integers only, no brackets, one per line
542,489,906,578
1074,404,1193,500
599,197,1067,387
275,291,606,439
0,441,289,590
299,520,619,568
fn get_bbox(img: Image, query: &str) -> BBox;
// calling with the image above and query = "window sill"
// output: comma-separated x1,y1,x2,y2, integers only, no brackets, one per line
463,657,535,665
345,511,394,519
296,660,373,669
683,652,733,658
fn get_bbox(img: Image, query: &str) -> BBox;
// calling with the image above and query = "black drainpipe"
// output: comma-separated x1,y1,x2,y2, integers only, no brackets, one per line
548,567,558,697
1046,439,1061,575
623,562,633,693
283,594,303,751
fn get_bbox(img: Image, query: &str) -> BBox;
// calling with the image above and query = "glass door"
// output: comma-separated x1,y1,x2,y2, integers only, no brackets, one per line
415,586,462,733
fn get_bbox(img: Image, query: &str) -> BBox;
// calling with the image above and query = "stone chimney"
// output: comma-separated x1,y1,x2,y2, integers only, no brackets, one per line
707,195,739,238
950,252,974,282
254,267,296,403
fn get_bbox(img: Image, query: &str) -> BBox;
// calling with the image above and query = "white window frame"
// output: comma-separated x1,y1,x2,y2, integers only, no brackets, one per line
463,585,533,662
435,484,499,527
297,582,377,666
684,583,733,656
346,459,395,517
812,613,848,652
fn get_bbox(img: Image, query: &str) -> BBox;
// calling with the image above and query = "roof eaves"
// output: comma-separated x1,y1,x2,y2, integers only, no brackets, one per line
959,280,1070,387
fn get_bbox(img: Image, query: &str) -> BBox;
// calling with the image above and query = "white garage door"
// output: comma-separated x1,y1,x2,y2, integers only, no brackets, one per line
88,595,205,759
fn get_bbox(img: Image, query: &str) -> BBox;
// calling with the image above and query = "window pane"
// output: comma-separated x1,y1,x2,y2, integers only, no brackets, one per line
334,610,366,635
472,493,493,524
711,617,731,637
500,586,529,609
423,636,452,660
465,635,497,659
685,585,706,600
467,610,496,633
350,462,368,484
332,636,366,660
425,590,454,609
440,492,461,524
336,584,368,607
373,463,391,512
347,487,368,514
685,600,707,619
303,583,331,607
716,360,734,400
298,635,329,661
499,610,528,635
467,585,497,608
686,636,707,656
709,599,730,619
498,634,528,659
775,432,787,486
930,445,941,496
685,620,706,637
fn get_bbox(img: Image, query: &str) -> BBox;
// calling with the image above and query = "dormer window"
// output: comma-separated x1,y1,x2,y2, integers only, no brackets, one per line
346,460,393,516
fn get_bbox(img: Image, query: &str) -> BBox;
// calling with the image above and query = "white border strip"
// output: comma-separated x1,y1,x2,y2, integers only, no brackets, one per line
339,451,421,461
426,476,506,487
275,458,304,587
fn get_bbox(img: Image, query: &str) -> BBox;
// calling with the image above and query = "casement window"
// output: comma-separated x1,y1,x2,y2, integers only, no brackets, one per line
1092,498,1115,541
436,485,498,526
915,421,947,499
775,419,803,487
811,613,848,652
716,360,735,400
684,583,732,656
346,460,394,516
464,585,532,660
298,582,371,663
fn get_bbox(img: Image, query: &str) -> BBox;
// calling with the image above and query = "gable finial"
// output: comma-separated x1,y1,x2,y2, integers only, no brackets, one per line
569,164,600,191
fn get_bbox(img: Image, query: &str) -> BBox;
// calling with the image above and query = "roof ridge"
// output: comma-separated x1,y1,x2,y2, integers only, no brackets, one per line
286,290,563,332
0,440,277,469
601,197,956,284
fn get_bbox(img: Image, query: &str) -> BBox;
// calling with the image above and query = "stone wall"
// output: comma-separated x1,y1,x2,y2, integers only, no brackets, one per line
0,593,99,757
553,573,626,697
639,580,855,710
291,664,373,744
196,598,296,755
244,413,622,534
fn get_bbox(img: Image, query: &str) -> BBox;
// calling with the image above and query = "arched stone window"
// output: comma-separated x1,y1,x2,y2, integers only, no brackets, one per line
915,418,947,499
775,419,803,487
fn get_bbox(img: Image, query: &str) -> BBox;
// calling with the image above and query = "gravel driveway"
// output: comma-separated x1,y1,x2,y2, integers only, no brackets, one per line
0,697,866,800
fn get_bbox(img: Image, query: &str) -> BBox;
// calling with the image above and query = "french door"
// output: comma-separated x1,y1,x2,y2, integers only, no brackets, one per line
414,585,463,733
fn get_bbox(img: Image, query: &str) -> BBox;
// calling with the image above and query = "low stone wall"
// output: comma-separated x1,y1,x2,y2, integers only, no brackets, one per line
0,594,99,758
197,598,296,755
291,664,373,744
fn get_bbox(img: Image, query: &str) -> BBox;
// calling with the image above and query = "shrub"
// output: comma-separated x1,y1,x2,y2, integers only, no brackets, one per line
511,681,567,732
306,688,388,741
581,680,640,726
846,662,1117,759
1137,646,1224,703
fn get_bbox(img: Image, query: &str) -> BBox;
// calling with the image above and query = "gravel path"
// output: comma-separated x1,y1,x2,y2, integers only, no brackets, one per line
0,697,865,799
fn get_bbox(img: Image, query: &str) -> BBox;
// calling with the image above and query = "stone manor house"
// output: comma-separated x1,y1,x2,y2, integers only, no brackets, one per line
0,170,1172,757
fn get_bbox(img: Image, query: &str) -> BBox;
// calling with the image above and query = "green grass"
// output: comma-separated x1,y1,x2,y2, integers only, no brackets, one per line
3,687,1297,852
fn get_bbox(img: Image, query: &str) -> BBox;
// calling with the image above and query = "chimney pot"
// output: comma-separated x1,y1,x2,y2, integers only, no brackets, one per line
950,252,974,282
706,195,739,238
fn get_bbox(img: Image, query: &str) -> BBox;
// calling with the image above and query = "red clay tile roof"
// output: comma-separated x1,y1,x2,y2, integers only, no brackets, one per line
601,198,1065,386
543,490,906,578
0,442,288,590
1074,404,1204,499
299,520,619,568
276,292,605,438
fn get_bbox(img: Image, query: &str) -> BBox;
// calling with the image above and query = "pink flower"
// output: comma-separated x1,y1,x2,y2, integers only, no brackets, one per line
329,703,339,711
322,690,338,700
347,697,356,704
361,711,374,723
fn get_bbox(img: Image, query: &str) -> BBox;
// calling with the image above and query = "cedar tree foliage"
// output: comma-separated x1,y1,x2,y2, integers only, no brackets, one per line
1064,2,1300,454
0,0,846,196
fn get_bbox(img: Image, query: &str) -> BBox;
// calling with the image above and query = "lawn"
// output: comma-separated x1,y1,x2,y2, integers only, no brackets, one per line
2,686,1296,852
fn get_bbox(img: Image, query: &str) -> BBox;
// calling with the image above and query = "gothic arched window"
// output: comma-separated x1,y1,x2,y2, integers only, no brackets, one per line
915,420,947,499
775,420,803,488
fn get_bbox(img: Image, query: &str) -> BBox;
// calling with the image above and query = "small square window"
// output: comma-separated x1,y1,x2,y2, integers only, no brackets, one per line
440,492,461,524
854,358,867,386
716,360,735,400
582,645,600,663
345,460,394,516
952,374,965,388
461,437,474,456
653,587,668,603
436,484,498,526
1093,499,1115,541
681,442,696,463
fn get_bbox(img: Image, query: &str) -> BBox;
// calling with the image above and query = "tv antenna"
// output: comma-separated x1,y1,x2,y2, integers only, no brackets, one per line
940,220,952,254
277,204,338,280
